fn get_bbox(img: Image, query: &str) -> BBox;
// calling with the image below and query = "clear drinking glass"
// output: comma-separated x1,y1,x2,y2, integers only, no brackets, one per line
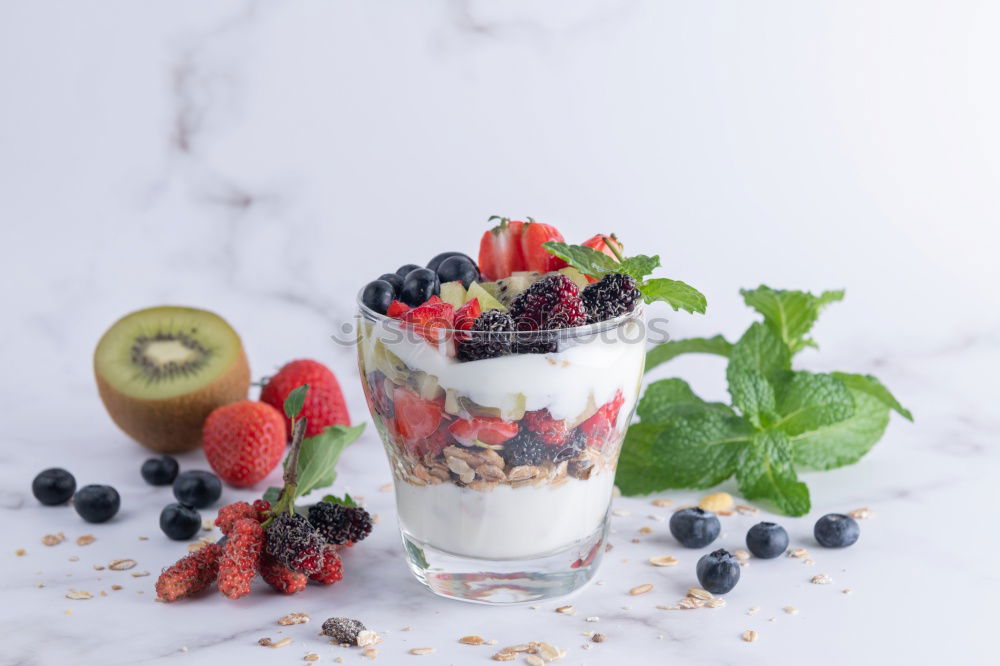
356,297,645,604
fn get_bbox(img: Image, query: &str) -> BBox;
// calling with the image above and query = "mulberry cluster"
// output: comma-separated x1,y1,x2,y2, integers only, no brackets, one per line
456,310,516,362
581,273,641,323
308,502,374,545
155,542,223,602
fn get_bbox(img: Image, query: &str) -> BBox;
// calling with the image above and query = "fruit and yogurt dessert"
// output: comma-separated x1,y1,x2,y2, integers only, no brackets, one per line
357,218,647,572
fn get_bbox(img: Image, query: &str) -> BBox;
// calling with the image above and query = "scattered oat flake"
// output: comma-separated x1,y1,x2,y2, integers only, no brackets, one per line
612,509,631,517
688,587,713,600
629,583,653,595
304,654,319,662
76,535,95,546
15,548,26,556
698,492,734,513
525,656,544,666
788,548,808,559
68,555,79,562
492,653,517,662
138,536,149,541
648,555,678,567
409,647,435,656
537,642,565,661
131,571,150,578
638,527,653,535
849,507,872,520
734,549,750,561
706,598,727,608
279,612,310,625
111,584,122,591
842,588,853,595
586,616,599,622
362,648,377,660
335,658,344,664
201,518,215,531
742,630,758,643
42,533,65,546
357,631,380,648
747,606,760,616
270,637,293,649
459,636,485,645
108,559,136,571
556,605,575,615
678,597,704,609
651,498,672,507
65,590,92,600
811,573,833,585
735,504,758,515
402,626,413,632
783,606,798,615
92,564,105,571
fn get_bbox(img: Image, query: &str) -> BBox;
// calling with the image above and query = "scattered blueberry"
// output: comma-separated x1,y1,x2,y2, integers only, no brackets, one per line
32,468,76,506
400,267,440,306
140,456,179,486
377,272,404,296
669,507,721,548
696,549,741,594
427,251,475,273
361,280,395,314
172,470,222,509
73,485,121,523
814,513,860,548
159,503,202,540
745,521,789,559
395,263,422,278
436,255,480,288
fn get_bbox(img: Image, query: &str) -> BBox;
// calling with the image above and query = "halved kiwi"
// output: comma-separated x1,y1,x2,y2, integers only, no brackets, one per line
94,306,250,453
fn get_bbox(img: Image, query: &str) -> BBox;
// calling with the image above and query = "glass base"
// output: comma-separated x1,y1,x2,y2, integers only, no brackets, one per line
400,518,608,605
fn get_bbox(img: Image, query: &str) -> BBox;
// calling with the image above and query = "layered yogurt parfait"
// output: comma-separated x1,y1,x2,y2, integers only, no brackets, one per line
356,218,647,602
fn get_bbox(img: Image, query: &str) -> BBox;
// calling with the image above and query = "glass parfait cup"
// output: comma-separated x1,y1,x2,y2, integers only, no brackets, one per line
356,297,645,604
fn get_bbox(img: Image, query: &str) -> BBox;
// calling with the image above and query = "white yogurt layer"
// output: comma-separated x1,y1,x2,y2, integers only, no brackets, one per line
395,473,615,559
367,317,646,422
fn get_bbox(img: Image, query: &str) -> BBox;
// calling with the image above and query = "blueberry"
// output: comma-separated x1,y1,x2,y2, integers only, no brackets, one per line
172,470,222,509
669,507,721,548
814,513,860,548
141,456,179,486
427,251,476,273
436,255,480,288
32,468,76,506
361,280,395,314
377,272,404,296
696,548,741,594
745,521,789,559
400,267,440,306
73,485,120,523
159,503,202,540
395,263,422,278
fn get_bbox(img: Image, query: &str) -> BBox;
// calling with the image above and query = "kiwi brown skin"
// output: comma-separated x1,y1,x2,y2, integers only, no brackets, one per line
95,347,250,453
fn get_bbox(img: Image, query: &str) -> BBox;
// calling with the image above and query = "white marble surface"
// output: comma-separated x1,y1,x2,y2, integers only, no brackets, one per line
2,1,998,664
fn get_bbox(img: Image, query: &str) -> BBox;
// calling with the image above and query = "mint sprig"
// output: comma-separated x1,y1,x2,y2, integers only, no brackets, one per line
542,241,707,314
617,285,912,516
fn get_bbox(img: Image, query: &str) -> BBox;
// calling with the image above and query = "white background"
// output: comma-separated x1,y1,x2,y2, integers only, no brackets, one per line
1,2,997,664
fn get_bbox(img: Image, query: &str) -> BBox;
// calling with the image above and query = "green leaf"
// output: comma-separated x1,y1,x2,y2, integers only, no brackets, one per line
726,323,789,425
617,254,661,281
736,430,810,516
832,372,913,421
284,384,309,420
542,242,620,279
616,410,752,495
262,486,282,504
636,378,733,423
645,335,732,372
289,424,365,499
792,388,890,470
740,285,844,353
321,493,359,507
774,372,855,436
639,278,707,314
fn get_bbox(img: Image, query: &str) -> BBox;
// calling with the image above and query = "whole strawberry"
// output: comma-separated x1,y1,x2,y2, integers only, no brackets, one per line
203,401,286,487
260,360,350,439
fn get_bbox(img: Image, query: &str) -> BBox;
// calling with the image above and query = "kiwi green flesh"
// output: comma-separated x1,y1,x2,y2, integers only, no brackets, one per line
95,306,243,400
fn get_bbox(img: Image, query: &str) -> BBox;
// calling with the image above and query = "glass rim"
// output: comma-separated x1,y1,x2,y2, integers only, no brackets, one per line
356,288,644,338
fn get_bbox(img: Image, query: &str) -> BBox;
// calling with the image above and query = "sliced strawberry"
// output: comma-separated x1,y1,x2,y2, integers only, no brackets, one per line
478,217,526,280
394,387,443,444
596,389,626,427
447,417,519,447
400,302,455,346
386,300,411,318
578,390,626,450
581,234,623,282
454,298,482,340
424,295,444,306
522,409,570,446
520,219,568,273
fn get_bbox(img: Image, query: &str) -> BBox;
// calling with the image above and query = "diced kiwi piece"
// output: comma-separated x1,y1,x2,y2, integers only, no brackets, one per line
439,281,467,309
465,281,507,312
478,281,502,300
412,371,443,402
444,389,462,416
559,266,590,291
93,306,250,453
500,392,527,421
458,396,502,419
496,274,541,305
511,271,543,279
371,340,411,384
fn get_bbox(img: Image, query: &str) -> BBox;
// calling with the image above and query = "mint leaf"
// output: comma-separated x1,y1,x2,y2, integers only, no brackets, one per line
639,278,707,314
636,378,733,423
726,323,789,425
736,430,810,516
616,254,660,281
321,492,359,507
262,486,282,504
773,372,855,436
617,410,752,494
289,424,365,499
542,242,619,279
284,384,309,420
645,335,732,371
740,285,844,353
832,372,913,421
792,388,890,470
